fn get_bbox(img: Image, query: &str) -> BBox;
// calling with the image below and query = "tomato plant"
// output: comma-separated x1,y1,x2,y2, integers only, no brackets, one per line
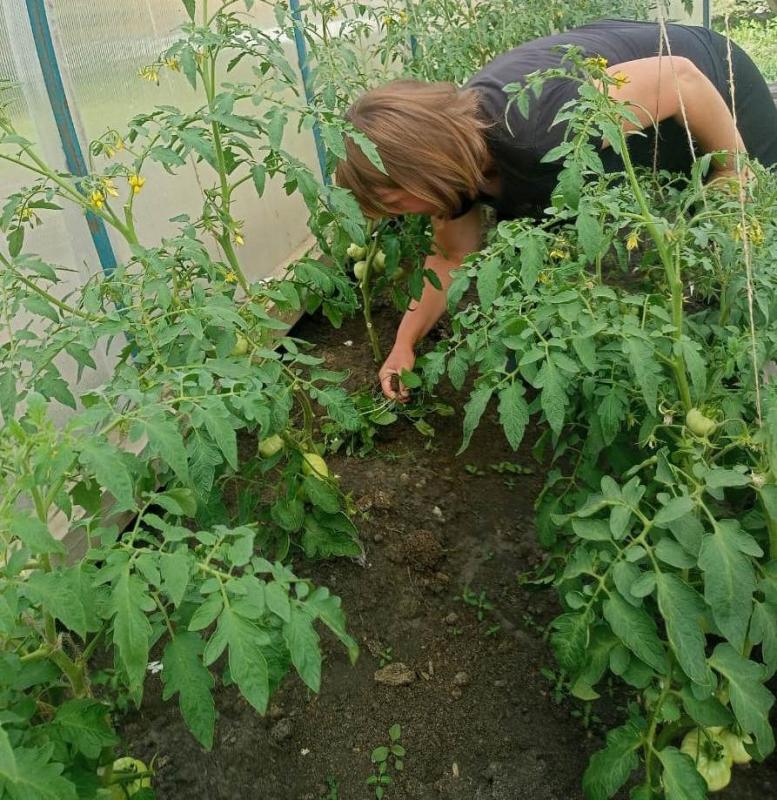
421,54,777,797
0,2,372,795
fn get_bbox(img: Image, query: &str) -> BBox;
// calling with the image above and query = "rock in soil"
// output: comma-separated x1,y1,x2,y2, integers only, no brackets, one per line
373,662,416,686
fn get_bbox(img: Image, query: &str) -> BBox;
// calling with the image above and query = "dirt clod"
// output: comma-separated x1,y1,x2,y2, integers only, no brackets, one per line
374,662,416,686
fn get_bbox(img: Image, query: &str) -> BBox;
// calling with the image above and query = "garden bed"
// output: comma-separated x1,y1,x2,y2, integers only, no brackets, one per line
119,306,777,800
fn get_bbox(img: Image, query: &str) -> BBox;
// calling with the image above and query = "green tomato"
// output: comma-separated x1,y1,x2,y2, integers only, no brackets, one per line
258,434,284,458
719,729,753,765
353,260,368,282
680,728,732,792
686,408,716,437
302,452,329,479
231,333,249,357
347,242,367,260
373,249,386,272
110,757,151,797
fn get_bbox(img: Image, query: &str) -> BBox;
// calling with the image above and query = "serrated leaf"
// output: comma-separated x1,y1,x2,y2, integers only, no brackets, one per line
624,338,660,414
225,610,270,713
520,235,543,290
582,718,644,800
0,730,77,800
78,439,134,511
265,580,291,622
655,573,713,689
654,496,695,527
476,256,501,310
550,610,591,672
138,413,189,484
709,643,775,757
23,565,99,639
657,747,707,800
457,386,493,454
251,163,266,196
750,600,777,677
603,592,667,673
537,360,566,435
54,699,118,759
110,565,152,700
498,382,529,450
159,552,190,608
162,632,216,749
8,513,65,556
283,604,321,691
698,521,755,651
182,0,195,19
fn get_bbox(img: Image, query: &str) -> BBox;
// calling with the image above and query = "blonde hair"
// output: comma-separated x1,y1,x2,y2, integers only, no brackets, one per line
335,80,490,218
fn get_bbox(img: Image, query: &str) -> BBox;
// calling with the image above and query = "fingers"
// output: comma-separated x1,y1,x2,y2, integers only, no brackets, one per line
379,371,410,403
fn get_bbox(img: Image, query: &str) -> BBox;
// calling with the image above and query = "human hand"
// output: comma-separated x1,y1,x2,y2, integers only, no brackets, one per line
378,344,415,402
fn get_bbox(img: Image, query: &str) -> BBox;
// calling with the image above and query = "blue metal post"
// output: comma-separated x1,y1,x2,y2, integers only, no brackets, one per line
288,0,330,184
703,0,711,28
25,0,118,275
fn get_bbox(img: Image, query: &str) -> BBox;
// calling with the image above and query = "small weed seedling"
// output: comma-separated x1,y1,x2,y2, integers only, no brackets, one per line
460,586,494,622
367,724,405,799
320,775,339,800
379,647,394,668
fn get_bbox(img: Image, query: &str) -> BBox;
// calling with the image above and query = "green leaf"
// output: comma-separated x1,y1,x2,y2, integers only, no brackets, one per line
138,413,189,484
225,610,270,714
457,386,493,454
709,643,775,757
110,564,153,700
498,382,529,450
159,552,190,608
476,256,501,310
302,476,340,513
201,403,238,470
78,439,134,511
576,211,605,261
23,565,99,639
8,513,65,556
582,718,644,800
283,605,321,692
304,586,358,664
371,746,389,763
0,729,78,800
520,235,544,290
657,747,707,800
251,163,267,196
653,496,695,527
750,600,777,677
537,360,566,435
655,573,713,689
679,687,733,728
182,0,196,19
705,468,750,490
624,338,660,414
265,580,291,622
698,521,755,651
603,592,667,673
188,593,223,631
0,370,16,424
162,632,216,750
550,611,590,672
54,699,118,759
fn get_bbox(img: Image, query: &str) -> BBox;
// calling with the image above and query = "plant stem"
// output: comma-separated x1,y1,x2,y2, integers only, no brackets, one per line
360,220,383,363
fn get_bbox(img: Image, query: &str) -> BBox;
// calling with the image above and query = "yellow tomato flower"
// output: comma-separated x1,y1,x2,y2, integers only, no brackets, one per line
586,56,608,71
90,190,105,209
234,231,245,246
101,178,119,197
164,57,180,71
128,174,146,194
626,231,640,251
114,136,125,151
612,71,630,87
549,248,569,260
225,271,238,284
139,65,160,83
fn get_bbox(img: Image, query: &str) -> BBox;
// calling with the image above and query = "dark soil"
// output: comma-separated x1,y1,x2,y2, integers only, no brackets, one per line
120,305,777,800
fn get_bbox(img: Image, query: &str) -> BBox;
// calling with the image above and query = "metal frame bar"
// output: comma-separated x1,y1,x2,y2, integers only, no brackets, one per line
288,0,330,184
25,0,118,274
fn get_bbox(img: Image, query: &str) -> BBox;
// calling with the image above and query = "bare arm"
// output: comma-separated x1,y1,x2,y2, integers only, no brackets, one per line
379,206,482,400
603,56,747,176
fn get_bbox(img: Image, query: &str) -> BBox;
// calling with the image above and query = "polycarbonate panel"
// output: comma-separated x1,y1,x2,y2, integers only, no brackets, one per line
46,0,321,280
1,3,118,421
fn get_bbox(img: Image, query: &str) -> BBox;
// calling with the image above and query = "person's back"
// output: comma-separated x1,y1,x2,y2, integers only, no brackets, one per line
465,19,777,218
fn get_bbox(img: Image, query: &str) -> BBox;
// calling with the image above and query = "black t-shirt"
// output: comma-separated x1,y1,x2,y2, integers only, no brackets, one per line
460,18,777,220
